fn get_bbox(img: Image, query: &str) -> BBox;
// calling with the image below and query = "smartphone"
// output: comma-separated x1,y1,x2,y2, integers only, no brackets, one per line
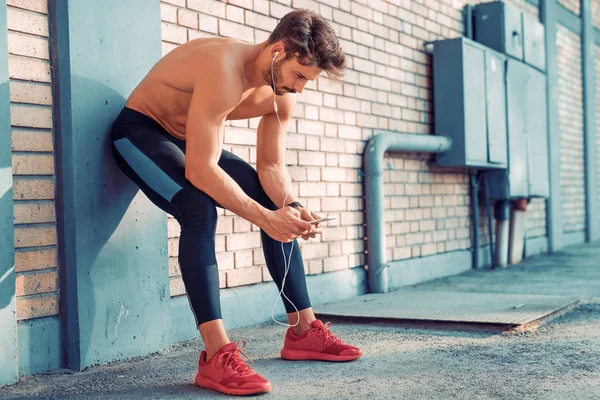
310,216,337,224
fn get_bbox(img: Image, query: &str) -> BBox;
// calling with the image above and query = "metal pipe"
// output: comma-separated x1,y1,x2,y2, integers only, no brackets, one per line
494,200,510,268
364,132,452,293
464,4,474,39
470,172,480,269
484,172,495,269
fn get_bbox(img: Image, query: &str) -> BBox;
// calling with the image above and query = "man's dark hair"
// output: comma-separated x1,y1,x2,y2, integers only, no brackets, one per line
267,9,346,80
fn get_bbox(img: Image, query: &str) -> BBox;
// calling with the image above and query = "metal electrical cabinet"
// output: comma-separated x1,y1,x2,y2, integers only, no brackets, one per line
488,59,550,199
474,1,546,71
474,1,523,60
432,37,507,169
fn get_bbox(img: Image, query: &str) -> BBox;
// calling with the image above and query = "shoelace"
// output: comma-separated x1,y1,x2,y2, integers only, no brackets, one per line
215,339,255,376
317,322,342,348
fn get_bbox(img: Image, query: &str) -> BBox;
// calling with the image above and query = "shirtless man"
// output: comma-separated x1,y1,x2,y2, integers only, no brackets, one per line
110,9,362,396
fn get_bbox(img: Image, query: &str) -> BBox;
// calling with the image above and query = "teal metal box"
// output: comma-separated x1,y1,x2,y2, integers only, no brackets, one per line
488,59,550,199
522,12,546,72
432,37,507,169
474,1,524,61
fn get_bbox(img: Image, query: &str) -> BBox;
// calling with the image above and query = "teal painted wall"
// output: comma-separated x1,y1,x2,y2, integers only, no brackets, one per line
52,0,168,370
0,0,18,387
17,317,61,376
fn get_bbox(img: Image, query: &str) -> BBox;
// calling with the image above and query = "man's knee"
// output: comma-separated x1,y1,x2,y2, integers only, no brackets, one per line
171,188,218,229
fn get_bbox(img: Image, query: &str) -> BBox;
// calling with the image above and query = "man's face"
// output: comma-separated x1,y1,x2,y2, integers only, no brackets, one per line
268,56,322,96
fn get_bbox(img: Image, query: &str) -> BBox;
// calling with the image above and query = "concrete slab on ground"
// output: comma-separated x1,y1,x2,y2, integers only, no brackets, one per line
314,290,580,329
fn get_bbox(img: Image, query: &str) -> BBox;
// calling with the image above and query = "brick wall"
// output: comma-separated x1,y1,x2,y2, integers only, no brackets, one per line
159,0,547,295
559,0,580,16
6,0,59,320
557,24,585,234
594,0,600,30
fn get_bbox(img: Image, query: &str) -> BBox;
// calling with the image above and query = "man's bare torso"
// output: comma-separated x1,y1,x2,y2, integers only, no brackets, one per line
126,37,276,141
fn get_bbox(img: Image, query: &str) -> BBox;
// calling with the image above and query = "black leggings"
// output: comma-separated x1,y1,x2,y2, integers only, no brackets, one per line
110,107,311,327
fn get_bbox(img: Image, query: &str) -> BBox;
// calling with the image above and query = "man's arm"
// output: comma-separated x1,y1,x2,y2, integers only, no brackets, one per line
256,94,298,209
185,64,267,226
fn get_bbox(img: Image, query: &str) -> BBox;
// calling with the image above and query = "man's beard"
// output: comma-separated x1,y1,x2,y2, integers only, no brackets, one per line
265,58,291,96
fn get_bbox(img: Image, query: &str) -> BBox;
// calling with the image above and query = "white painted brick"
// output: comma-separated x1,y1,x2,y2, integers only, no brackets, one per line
227,267,262,287
304,105,319,120
162,41,178,56
226,5,244,24
338,154,361,168
7,31,49,59
333,9,357,28
7,0,47,13
245,10,278,30
188,0,226,18
270,2,293,18
319,107,345,124
320,4,333,20
338,125,362,140
323,94,336,108
188,30,215,41
299,182,327,197
161,3,177,23
226,232,261,251
297,90,323,106
321,167,347,182
7,7,48,37
235,250,254,268
9,81,52,105
350,2,373,19
10,104,52,129
162,22,187,44
306,136,319,151
356,113,378,128
321,226,347,241
199,14,219,34
300,243,329,259
12,129,53,152
326,182,340,195
228,0,253,9
254,0,270,14
290,0,318,9
219,20,254,42
308,259,324,275
298,151,326,166
298,119,325,136
306,167,321,182
357,17,368,31
337,96,360,112
217,252,234,270
368,21,388,38
8,55,50,82
178,8,199,29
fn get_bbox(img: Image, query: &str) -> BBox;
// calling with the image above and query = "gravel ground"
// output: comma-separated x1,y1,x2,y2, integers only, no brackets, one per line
1,242,599,400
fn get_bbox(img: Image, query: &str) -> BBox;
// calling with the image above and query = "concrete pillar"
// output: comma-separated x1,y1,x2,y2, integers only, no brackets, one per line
50,0,169,370
0,0,18,387
581,0,599,242
541,0,565,251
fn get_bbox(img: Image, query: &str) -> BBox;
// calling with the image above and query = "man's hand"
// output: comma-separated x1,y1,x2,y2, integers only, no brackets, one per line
295,207,323,241
264,207,314,243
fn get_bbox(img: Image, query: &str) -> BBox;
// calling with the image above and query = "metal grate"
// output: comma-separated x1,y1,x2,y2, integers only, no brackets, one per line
314,290,579,327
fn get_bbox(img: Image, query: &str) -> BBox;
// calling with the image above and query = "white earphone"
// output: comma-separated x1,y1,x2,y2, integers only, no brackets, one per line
270,48,300,328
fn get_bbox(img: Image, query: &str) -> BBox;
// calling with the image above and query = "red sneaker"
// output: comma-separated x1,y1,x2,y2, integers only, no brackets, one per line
281,320,363,362
195,340,272,396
